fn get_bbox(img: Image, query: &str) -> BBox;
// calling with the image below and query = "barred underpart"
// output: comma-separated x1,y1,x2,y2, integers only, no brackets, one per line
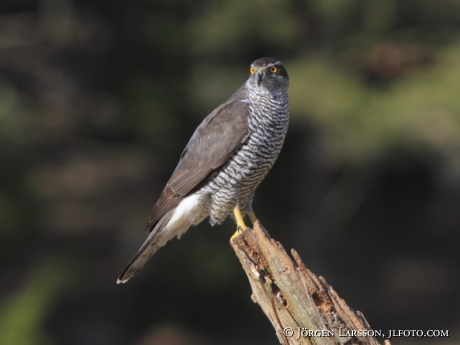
201,75,290,225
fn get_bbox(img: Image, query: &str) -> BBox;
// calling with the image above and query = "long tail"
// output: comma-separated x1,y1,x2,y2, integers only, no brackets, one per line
117,212,173,284
117,193,207,283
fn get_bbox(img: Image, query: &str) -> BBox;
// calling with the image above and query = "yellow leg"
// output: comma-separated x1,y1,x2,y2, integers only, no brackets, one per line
230,207,248,240
247,211,258,224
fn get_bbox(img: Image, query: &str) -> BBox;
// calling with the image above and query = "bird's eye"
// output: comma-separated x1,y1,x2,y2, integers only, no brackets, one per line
250,67,255,74
269,66,278,73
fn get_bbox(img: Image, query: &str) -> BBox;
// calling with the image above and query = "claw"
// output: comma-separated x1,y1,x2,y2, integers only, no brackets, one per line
230,228,242,240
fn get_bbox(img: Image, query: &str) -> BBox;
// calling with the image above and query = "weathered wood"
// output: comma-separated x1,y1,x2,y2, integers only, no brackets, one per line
230,221,389,345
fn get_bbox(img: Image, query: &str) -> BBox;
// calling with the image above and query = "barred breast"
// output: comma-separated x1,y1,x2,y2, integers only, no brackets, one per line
201,88,290,225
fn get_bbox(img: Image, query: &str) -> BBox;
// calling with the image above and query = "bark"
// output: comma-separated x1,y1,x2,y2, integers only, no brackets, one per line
230,221,390,345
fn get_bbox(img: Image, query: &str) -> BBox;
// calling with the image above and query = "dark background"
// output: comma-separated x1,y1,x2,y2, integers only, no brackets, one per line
0,0,459,344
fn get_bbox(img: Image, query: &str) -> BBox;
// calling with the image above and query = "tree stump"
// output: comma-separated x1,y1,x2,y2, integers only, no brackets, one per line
230,221,389,345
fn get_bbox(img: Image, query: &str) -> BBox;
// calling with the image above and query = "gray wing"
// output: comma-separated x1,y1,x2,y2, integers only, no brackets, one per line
146,92,251,233
117,87,250,283
117,86,249,283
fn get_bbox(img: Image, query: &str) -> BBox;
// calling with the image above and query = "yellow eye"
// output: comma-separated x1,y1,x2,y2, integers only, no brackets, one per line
269,66,278,73
250,67,255,74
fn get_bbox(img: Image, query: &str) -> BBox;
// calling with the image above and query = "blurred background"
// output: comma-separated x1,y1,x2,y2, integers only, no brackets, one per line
0,0,459,344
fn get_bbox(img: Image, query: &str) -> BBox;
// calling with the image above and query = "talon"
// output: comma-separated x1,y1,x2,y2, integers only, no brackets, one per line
230,228,242,240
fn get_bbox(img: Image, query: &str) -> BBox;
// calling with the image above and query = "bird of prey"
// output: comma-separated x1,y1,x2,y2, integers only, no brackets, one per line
117,57,289,283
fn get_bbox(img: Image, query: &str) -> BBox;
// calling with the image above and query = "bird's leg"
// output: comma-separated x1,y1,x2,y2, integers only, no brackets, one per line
245,192,257,225
233,207,248,230
231,207,249,240
247,211,258,224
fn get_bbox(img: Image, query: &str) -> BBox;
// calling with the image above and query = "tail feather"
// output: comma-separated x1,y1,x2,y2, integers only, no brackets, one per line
117,193,208,284
117,211,173,284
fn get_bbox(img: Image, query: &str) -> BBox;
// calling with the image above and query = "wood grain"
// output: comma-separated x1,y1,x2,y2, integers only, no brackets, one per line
230,221,389,345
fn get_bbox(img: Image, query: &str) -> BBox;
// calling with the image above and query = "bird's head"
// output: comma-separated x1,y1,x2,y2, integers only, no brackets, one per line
248,57,289,94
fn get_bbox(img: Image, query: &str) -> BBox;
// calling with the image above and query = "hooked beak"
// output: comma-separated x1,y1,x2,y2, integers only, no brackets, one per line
256,70,264,86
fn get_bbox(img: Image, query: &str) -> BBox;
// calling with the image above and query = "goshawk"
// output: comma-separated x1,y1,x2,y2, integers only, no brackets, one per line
118,57,289,283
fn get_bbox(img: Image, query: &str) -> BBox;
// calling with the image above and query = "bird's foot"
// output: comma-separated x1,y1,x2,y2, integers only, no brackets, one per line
230,227,244,241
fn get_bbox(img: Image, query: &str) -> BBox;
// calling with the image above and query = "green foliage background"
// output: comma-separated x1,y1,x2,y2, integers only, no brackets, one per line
1,0,459,344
